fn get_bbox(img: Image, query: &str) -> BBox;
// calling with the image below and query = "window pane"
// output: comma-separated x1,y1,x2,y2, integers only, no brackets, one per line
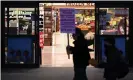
6,37,34,64
75,9,95,34
100,37,126,61
99,8,129,35
5,8,7,34
8,8,35,35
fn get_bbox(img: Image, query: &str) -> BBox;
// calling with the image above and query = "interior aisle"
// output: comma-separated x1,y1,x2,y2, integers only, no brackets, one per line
41,32,95,67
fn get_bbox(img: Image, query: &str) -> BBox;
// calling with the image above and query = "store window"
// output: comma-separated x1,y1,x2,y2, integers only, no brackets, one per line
75,9,95,57
100,37,126,61
7,8,35,35
6,37,34,64
75,9,95,33
41,3,95,46
99,8,129,35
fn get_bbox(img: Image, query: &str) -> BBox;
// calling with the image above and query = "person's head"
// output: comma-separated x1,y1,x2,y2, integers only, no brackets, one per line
9,49,15,55
72,28,85,40
16,50,21,56
72,34,77,40
24,50,29,57
104,37,115,48
106,22,110,26
119,50,123,55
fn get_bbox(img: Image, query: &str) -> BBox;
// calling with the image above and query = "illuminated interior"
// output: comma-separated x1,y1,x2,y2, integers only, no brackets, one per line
99,8,129,35
39,3,95,67
4,3,129,67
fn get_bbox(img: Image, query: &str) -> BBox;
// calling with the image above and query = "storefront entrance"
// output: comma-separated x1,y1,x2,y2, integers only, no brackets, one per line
1,1,133,68
39,3,95,67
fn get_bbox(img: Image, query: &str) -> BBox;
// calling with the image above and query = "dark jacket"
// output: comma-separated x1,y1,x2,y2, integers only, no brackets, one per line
70,39,90,67
104,45,121,78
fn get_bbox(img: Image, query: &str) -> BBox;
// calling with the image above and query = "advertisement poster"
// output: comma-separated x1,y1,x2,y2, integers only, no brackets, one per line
115,8,129,17
100,37,125,61
39,32,44,48
60,8,75,33
7,37,32,64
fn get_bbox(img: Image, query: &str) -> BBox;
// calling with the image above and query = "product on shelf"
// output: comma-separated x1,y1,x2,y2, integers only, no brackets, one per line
43,6,53,46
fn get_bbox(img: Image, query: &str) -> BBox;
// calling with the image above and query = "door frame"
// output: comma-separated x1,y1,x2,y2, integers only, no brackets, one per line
95,1,131,63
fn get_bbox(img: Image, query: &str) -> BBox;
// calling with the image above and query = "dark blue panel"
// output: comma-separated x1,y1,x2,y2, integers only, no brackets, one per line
7,37,32,63
101,37,125,61
115,38,125,56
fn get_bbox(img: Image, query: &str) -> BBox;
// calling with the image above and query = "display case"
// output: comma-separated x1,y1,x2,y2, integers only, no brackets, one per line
43,6,53,46
2,1,41,68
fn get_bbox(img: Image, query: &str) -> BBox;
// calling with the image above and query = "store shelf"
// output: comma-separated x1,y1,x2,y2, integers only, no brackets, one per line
43,5,53,46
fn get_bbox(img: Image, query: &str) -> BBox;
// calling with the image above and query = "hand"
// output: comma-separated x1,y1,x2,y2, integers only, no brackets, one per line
66,45,71,50
66,46,71,54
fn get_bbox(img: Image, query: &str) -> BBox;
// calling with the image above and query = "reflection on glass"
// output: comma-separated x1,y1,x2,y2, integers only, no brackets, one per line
5,8,7,34
7,8,35,35
99,8,129,35
6,37,33,64
126,37,129,40
5,37,8,63
126,17,129,35
100,37,126,61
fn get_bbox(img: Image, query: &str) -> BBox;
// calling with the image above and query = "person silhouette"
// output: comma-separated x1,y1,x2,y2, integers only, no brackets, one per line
67,28,90,80
103,37,126,80
103,37,118,80
7,49,15,63
23,50,31,64
16,50,22,63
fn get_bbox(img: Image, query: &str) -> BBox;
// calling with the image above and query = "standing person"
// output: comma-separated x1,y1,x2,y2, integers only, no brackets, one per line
16,50,22,63
104,37,124,80
104,37,129,80
106,22,111,30
27,24,32,35
7,49,15,63
67,28,91,80
104,37,118,80
23,50,31,64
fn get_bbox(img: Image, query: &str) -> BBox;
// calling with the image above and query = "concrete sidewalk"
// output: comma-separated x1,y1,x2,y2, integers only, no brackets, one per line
2,67,133,80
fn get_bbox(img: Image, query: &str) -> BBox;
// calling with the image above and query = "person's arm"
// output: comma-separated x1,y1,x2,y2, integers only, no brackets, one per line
66,46,74,54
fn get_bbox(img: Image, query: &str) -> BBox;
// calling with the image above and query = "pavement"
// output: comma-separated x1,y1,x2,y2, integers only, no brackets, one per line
2,32,133,80
2,67,133,80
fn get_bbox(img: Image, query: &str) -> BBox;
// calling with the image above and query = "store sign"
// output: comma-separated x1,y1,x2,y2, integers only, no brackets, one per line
39,32,44,48
60,8,75,33
10,11,33,15
115,9,129,17
66,3,95,6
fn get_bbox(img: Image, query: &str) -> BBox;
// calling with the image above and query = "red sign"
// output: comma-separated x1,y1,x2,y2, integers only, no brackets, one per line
39,32,44,48
90,21,95,32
